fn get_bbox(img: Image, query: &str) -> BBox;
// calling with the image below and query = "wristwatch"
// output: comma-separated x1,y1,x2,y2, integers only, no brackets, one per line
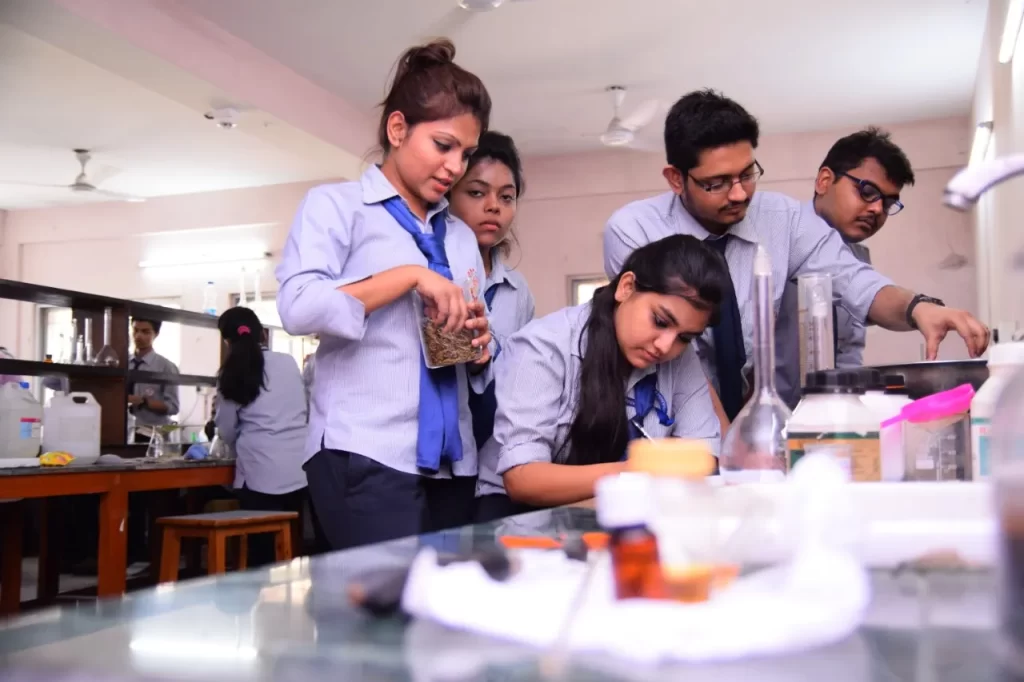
140,396,151,411
906,294,945,330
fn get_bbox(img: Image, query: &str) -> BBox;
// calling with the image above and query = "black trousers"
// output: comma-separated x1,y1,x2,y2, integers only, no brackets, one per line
303,449,477,551
235,485,316,566
474,493,544,523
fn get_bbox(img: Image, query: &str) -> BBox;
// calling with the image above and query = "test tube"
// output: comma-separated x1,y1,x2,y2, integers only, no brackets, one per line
797,273,835,387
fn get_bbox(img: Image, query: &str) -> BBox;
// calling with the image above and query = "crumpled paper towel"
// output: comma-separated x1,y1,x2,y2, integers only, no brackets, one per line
401,453,871,664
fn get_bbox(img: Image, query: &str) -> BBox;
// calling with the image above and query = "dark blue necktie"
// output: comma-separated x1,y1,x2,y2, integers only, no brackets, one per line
705,236,747,420
468,284,500,449
623,374,675,456
381,196,463,473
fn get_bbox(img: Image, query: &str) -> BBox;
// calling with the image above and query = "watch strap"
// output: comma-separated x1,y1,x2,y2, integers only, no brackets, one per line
906,294,945,330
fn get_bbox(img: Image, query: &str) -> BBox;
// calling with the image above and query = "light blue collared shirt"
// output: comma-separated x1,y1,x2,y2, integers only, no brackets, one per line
603,191,892,397
775,203,873,407
476,303,720,497
215,350,308,495
485,253,535,351
275,165,490,479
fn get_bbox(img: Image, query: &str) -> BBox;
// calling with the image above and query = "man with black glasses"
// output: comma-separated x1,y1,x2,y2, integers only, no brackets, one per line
603,90,988,424
775,128,915,408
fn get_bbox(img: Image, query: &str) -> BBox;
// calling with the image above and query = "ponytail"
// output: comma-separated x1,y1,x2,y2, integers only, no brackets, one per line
217,307,266,407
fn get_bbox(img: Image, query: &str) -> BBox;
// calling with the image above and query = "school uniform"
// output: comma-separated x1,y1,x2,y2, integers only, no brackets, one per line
467,253,535,450
475,303,721,521
604,191,892,421
215,349,312,564
128,349,181,439
275,165,493,551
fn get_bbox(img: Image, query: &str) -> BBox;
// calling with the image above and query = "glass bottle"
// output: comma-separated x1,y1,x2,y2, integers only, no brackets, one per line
72,335,86,366
83,318,94,365
93,307,121,367
719,245,792,483
596,473,666,601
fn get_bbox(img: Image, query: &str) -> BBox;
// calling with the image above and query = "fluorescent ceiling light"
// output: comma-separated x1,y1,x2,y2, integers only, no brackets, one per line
1000,0,1024,64
139,249,270,269
970,121,994,166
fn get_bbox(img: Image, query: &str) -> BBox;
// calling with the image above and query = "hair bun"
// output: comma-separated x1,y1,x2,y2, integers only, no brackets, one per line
404,38,456,69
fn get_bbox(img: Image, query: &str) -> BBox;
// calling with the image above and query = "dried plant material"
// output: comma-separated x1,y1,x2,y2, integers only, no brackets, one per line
421,320,482,368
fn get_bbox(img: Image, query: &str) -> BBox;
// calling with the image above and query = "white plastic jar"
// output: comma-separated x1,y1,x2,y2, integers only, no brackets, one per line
787,369,881,482
860,370,913,481
972,342,1024,480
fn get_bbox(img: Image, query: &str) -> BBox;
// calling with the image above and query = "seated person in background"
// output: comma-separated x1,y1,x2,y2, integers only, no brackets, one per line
127,318,179,443
214,307,318,565
475,235,727,521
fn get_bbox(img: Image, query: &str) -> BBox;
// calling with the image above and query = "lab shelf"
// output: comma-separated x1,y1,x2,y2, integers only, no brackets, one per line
128,371,218,387
0,359,124,380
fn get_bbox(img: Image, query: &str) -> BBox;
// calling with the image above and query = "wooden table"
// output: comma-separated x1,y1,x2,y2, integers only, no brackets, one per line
0,460,233,614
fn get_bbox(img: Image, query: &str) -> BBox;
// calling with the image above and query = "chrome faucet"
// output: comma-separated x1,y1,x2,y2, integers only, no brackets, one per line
944,153,1024,210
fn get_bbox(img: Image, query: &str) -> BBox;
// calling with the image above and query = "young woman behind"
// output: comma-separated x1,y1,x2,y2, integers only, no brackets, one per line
447,131,535,449
476,234,729,521
275,39,494,550
214,307,312,565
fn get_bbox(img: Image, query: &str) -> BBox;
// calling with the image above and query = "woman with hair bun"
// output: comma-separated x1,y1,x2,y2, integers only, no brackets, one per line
448,131,535,450
276,39,494,550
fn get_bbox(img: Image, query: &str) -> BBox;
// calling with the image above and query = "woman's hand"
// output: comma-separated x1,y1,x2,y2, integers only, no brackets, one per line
466,300,492,365
415,268,469,334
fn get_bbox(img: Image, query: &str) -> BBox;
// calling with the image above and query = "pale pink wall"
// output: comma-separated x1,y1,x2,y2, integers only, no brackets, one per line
1,117,976,369
514,117,975,366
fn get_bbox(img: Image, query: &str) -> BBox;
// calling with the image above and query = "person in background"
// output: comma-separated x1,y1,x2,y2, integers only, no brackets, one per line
476,235,727,520
214,307,315,565
275,39,493,550
775,128,916,408
603,90,989,426
447,130,535,449
127,318,180,443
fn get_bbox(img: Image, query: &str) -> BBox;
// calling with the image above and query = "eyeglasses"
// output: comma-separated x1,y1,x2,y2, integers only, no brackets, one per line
838,172,904,216
688,160,764,195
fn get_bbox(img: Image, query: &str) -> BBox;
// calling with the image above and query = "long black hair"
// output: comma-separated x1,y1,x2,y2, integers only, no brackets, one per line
217,306,265,407
566,234,730,466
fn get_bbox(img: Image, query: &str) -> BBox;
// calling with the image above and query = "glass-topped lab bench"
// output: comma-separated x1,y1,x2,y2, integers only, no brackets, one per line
0,506,1008,681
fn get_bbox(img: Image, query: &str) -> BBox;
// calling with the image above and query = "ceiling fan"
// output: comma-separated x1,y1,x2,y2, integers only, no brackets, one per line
428,0,534,36
0,149,145,203
597,85,660,148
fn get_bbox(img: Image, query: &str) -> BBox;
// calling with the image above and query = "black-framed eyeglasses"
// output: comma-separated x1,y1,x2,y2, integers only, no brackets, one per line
688,160,764,195
838,172,904,216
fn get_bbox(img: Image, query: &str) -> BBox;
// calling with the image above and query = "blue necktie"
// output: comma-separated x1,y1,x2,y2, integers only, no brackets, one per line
705,236,747,420
381,196,463,473
468,284,500,449
623,374,675,455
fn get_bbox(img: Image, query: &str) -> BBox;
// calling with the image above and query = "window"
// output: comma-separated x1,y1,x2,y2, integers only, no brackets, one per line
231,294,317,371
569,276,609,306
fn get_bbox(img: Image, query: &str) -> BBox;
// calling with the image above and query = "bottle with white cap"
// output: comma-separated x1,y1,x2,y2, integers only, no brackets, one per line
972,342,1024,480
595,473,665,600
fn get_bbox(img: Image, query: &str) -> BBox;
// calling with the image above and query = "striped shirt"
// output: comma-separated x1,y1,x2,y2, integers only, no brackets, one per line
603,191,892,397
215,350,308,495
275,165,489,479
476,303,720,497
485,254,535,351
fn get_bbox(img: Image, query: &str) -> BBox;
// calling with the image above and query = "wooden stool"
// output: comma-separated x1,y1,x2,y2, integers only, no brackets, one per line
157,510,298,583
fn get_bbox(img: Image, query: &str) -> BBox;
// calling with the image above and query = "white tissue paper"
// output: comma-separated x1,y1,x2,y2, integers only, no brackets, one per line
401,453,872,664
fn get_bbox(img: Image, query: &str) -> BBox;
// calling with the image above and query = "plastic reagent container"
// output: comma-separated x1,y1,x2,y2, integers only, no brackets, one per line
0,381,43,458
202,281,218,316
972,342,1024,480
860,370,913,481
43,392,102,459
893,384,975,481
627,438,719,601
787,369,881,482
596,473,665,600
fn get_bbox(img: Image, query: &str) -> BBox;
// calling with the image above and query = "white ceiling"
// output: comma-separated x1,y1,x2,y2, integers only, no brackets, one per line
180,0,990,156
0,14,345,210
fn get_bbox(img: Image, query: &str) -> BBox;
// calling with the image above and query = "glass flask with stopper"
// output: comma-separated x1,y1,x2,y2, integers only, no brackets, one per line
718,245,791,483
92,307,121,367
